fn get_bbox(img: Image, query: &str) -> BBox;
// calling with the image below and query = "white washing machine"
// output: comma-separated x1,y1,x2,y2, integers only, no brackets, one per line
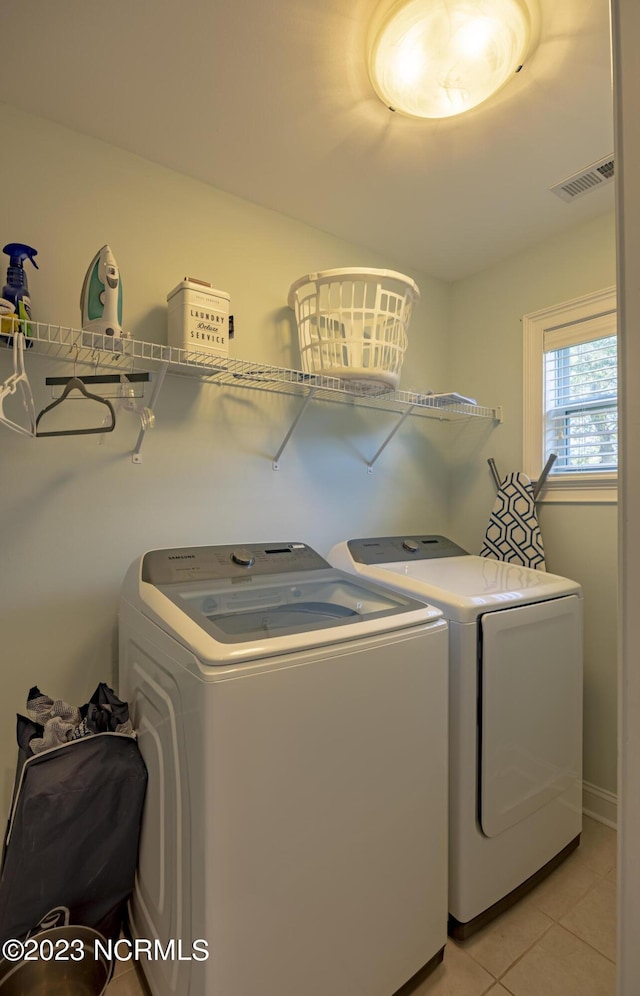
329,535,583,938
119,541,449,996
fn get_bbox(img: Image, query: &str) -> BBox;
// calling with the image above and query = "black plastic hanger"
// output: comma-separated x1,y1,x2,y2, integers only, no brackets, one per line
35,377,116,437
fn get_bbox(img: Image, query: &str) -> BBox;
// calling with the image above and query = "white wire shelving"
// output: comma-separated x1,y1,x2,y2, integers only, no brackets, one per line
16,323,502,467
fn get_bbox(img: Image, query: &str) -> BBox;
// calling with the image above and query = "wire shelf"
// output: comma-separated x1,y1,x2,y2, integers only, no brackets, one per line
18,323,500,423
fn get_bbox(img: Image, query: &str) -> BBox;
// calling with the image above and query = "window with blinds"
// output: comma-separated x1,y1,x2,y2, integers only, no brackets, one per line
544,333,618,472
523,288,617,501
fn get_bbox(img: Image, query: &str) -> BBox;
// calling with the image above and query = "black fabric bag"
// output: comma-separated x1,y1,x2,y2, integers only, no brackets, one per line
0,686,147,945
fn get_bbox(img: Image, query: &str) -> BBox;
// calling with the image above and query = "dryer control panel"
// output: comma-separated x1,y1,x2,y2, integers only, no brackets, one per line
142,542,329,585
348,535,468,565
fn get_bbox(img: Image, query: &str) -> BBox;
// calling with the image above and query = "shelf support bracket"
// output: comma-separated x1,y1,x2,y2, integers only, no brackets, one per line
132,361,169,463
272,387,318,470
367,404,416,474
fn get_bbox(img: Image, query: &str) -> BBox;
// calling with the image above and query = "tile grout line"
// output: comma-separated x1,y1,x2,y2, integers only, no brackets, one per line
479,978,499,995
493,920,617,993
488,919,557,984
498,979,518,996
557,879,617,967
454,897,559,978
526,865,611,921
450,836,617,986
555,867,617,966
556,917,617,966
459,840,618,989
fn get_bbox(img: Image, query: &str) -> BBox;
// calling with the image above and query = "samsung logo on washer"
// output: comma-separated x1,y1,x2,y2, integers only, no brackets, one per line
168,554,196,560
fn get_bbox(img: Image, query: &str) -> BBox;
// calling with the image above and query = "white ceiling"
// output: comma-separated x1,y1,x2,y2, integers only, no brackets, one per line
0,0,614,281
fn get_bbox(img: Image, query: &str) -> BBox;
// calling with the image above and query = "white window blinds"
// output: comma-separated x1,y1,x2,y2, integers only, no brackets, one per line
543,315,618,473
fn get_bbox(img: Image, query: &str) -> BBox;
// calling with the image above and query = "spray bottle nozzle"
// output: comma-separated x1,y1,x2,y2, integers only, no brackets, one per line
2,243,39,269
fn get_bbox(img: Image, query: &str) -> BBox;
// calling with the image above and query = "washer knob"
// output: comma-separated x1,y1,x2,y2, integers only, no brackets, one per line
231,548,255,567
402,539,420,553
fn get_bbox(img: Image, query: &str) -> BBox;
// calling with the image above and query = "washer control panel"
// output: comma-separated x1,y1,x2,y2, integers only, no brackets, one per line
142,543,329,585
348,535,468,565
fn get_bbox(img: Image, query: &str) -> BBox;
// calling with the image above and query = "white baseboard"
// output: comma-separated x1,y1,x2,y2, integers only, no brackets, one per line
583,780,618,829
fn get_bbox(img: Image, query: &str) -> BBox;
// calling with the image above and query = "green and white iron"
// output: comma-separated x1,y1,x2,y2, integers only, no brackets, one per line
80,245,124,338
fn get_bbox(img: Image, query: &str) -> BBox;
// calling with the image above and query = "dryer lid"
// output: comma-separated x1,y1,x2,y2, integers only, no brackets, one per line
330,539,581,623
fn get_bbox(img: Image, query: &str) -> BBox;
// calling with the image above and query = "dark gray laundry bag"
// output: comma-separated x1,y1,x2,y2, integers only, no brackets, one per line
0,685,147,945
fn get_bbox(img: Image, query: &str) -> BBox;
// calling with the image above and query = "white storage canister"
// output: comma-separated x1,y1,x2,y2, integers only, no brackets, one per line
167,278,230,357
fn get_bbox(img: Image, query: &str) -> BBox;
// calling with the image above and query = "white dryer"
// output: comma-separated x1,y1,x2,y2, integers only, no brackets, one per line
329,535,583,938
119,542,449,996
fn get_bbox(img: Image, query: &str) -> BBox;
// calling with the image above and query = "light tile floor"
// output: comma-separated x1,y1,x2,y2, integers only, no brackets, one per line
109,816,617,996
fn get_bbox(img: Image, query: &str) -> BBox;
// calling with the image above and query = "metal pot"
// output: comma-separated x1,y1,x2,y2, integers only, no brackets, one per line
0,926,113,995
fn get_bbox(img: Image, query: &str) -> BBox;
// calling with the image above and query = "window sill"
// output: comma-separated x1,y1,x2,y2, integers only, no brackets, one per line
537,475,618,504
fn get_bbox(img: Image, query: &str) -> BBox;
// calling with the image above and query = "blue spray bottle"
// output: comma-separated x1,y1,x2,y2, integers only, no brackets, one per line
2,243,38,345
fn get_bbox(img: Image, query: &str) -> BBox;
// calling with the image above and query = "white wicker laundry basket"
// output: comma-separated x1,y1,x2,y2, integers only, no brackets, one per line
288,268,420,391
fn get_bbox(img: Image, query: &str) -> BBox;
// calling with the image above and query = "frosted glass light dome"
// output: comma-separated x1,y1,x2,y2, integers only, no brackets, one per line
369,0,531,119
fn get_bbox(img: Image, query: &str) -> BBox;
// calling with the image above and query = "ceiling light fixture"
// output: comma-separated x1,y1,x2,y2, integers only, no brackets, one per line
368,0,534,119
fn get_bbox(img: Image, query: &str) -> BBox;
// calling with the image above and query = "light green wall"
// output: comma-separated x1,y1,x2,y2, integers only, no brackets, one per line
448,210,618,794
0,104,451,817
0,103,618,819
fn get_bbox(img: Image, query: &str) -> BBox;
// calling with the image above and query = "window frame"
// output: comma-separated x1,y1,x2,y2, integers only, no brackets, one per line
523,287,617,504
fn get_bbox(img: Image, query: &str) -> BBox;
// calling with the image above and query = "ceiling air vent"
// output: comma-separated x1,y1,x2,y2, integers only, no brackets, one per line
550,156,615,203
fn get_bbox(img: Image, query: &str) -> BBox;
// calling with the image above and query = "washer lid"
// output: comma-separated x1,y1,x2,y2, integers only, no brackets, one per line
124,543,443,665
330,541,581,623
